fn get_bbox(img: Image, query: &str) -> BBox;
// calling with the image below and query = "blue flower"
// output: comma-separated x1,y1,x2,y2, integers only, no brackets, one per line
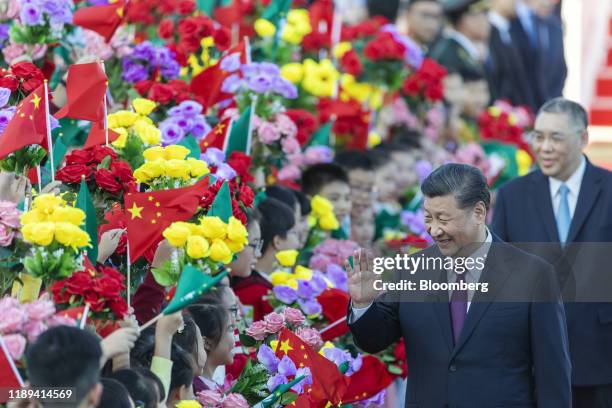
220,53,241,73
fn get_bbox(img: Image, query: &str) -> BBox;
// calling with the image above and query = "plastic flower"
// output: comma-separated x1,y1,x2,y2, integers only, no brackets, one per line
21,222,55,246
209,239,232,264
199,216,227,240
132,98,157,116
301,59,339,98
186,235,211,259
333,42,352,59
254,18,276,38
275,249,299,267
310,195,334,217
163,223,191,247
281,9,312,44
280,63,304,84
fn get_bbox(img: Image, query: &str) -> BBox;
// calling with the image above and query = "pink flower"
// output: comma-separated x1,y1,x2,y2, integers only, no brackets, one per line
283,307,305,326
26,299,55,322
2,43,47,65
221,108,240,121
0,301,26,334
197,390,223,407
304,146,334,165
309,253,332,271
3,333,26,360
221,393,248,408
23,320,46,342
277,165,301,181
245,321,267,341
275,114,297,138
281,136,301,155
287,153,306,167
5,0,20,19
0,224,15,247
83,30,113,60
295,327,323,351
0,201,20,228
257,121,281,144
263,312,285,334
46,315,77,328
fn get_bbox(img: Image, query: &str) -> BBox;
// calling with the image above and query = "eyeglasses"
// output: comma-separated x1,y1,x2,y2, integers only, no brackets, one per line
248,239,264,253
527,130,583,147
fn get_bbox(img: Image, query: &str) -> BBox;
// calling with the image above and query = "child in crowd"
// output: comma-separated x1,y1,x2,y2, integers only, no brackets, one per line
108,369,160,408
99,378,134,408
227,209,262,279
265,185,310,248
334,150,376,210
167,345,196,407
292,189,312,248
301,163,352,238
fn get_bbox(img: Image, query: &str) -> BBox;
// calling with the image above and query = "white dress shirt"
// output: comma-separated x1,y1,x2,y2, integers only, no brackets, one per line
448,29,480,61
351,228,493,321
549,156,586,219
488,11,512,44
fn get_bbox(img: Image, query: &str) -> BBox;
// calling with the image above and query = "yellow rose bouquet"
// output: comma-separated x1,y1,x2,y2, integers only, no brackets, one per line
133,145,210,191
152,216,248,286
19,194,91,282
108,98,162,169
254,9,312,64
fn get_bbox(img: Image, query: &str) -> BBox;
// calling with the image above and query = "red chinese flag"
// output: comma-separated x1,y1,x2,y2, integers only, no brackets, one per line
275,329,348,406
73,1,125,42
199,117,231,152
190,41,247,110
286,394,310,407
83,120,120,150
0,336,24,402
55,62,107,122
342,355,394,404
124,177,211,262
213,0,242,27
317,288,350,341
0,85,48,159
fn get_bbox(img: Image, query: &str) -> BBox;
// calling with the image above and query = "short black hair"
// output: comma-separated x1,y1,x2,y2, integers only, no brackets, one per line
109,369,158,408
392,129,422,149
266,185,298,210
246,207,262,228
292,189,311,216
421,163,490,210
99,378,133,408
256,197,296,252
187,302,228,350
132,367,165,403
368,146,392,168
538,97,588,130
172,314,200,368
334,150,375,171
130,328,156,369
169,345,195,396
301,163,349,197
367,0,400,21
26,326,102,407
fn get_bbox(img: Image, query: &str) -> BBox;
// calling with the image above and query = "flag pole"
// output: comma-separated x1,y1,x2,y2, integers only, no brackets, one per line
80,303,90,329
126,239,131,310
245,96,257,156
244,36,252,64
43,80,55,182
0,336,25,387
100,60,109,146
36,165,42,192
318,316,347,335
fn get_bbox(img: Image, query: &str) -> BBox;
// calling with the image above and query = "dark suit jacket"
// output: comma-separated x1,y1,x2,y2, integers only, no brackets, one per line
429,36,484,80
492,159,612,386
486,25,536,111
348,237,571,407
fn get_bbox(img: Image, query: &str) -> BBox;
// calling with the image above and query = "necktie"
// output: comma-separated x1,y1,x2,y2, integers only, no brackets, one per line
556,184,571,245
450,272,468,345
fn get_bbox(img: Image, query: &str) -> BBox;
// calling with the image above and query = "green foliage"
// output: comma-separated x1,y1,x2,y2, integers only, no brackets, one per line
23,246,82,283
152,259,183,286
0,146,47,175
231,360,270,406
119,133,146,170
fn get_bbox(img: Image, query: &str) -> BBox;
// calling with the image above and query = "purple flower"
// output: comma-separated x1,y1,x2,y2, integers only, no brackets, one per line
88,0,109,5
0,88,10,108
215,163,237,180
160,122,185,145
400,209,426,236
132,42,156,61
190,115,210,139
257,345,279,373
273,286,298,304
297,298,322,316
323,347,351,368
292,367,312,393
271,77,298,99
277,356,297,377
415,160,433,183
0,108,16,134
326,263,347,291
242,62,280,78
304,146,334,165
221,74,243,94
21,4,43,26
174,116,193,131
179,101,203,117
0,24,9,42
296,280,318,299
220,53,241,73
121,60,148,83
201,147,225,166
160,59,180,80
245,75,272,94
266,373,287,392
381,24,423,69
167,106,183,116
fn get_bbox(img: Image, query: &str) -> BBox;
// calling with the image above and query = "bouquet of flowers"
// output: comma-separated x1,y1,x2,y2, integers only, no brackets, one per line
20,194,90,282
254,8,313,64
308,238,358,272
280,58,339,108
51,263,128,321
7,0,73,45
133,145,210,190
302,196,340,251
159,100,211,145
401,58,447,118
478,101,533,153
197,173,254,225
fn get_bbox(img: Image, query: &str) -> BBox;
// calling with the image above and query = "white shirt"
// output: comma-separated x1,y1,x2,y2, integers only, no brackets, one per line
549,156,586,219
448,29,480,61
351,228,493,321
488,11,512,44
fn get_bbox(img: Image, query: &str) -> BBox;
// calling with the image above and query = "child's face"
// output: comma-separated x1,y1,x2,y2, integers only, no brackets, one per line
294,203,310,248
209,318,236,367
348,169,375,207
462,80,490,118
229,221,261,278
351,212,375,247
319,181,352,221
391,151,418,191
375,162,399,202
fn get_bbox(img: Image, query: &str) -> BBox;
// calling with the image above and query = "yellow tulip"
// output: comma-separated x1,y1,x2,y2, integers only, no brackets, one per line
186,235,210,259
165,159,191,180
281,26,303,45
225,238,245,253
133,121,161,145
143,146,166,161
55,223,91,249
199,216,227,240
50,206,86,226
254,18,276,38
164,145,191,160
163,223,192,247
21,222,55,246
209,239,233,264
341,74,372,103
32,194,65,215
111,110,138,128
286,9,311,36
286,278,298,290
270,271,292,286
333,42,352,59
132,98,157,116
310,195,334,217
294,265,313,281
20,208,47,225
275,249,299,267
186,158,209,178
111,131,128,148
280,63,304,85
319,213,339,231
227,216,248,244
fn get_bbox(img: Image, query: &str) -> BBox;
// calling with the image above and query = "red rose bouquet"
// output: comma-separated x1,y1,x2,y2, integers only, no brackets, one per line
401,58,447,117
478,101,533,153
51,263,128,321
198,172,255,225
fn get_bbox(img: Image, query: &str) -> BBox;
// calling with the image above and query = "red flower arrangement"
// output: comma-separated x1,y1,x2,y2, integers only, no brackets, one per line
98,204,128,256
56,146,136,197
478,105,531,153
340,16,388,42
0,62,45,94
285,109,318,146
401,58,447,103
51,264,128,321
363,31,406,62
318,98,369,150
340,49,363,77
385,234,430,251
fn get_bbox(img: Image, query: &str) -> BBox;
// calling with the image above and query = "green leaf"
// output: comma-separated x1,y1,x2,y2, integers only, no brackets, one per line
387,364,404,375
279,392,298,405
151,260,180,286
238,333,257,347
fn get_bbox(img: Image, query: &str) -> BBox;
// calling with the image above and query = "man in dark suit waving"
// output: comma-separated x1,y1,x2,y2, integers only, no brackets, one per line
492,98,612,407
347,163,571,407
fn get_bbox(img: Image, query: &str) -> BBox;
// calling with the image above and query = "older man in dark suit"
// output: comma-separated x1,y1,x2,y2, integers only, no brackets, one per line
492,98,612,407
347,163,571,407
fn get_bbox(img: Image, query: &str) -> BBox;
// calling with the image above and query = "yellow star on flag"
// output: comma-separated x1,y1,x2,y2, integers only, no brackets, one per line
279,339,293,354
215,123,226,135
128,203,144,219
30,92,41,109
